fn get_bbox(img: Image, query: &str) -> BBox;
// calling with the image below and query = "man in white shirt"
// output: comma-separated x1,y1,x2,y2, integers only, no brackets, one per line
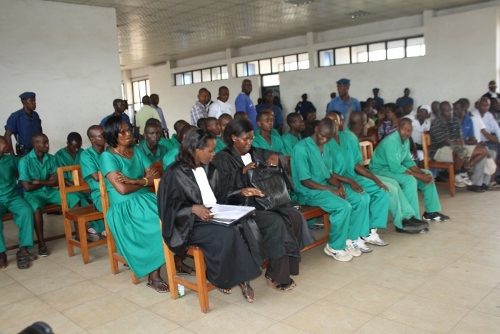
476,97,500,144
404,105,431,162
208,86,232,118
482,81,498,99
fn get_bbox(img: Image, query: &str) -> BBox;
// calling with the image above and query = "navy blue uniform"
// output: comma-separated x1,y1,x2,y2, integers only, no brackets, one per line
5,109,42,154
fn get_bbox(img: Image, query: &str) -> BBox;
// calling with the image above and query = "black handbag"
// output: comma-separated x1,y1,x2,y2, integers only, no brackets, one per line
246,166,291,210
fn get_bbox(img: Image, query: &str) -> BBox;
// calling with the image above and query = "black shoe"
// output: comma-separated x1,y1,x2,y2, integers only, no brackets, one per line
466,185,486,193
38,247,49,257
409,216,430,227
482,183,491,191
396,227,429,234
402,218,429,231
422,212,450,222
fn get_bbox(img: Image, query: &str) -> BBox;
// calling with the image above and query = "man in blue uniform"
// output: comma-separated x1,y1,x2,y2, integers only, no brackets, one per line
327,79,361,128
4,92,42,156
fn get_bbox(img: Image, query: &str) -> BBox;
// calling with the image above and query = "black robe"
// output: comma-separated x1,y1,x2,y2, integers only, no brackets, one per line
212,146,308,260
157,161,264,288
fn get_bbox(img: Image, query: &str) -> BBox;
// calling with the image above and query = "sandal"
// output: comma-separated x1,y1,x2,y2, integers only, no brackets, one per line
217,287,232,294
239,281,254,303
175,261,196,276
266,275,294,291
147,279,170,293
0,252,7,269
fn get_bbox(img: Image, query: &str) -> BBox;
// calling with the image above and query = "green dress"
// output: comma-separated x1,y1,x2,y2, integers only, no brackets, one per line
79,147,105,233
138,140,167,163
281,132,302,156
252,128,285,154
100,147,165,278
0,154,34,253
291,137,350,250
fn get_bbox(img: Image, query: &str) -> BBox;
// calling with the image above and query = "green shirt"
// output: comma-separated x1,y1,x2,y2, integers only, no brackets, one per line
291,137,333,203
158,137,175,151
253,128,285,154
369,131,416,175
215,137,227,153
55,147,84,182
80,147,101,194
281,132,302,156
0,154,21,201
162,147,179,170
19,150,58,195
169,134,181,149
138,140,167,163
325,130,361,178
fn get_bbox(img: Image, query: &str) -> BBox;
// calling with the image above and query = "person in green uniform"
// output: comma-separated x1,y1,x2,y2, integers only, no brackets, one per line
252,110,285,154
144,118,174,151
79,125,107,239
291,118,354,262
100,116,168,291
19,134,80,256
347,113,429,234
205,117,227,153
0,136,37,269
138,122,167,163
282,113,305,156
369,118,450,225
169,120,189,149
162,125,196,170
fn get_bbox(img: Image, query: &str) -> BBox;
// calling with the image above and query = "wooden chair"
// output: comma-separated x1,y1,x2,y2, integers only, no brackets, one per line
98,171,140,284
359,141,374,166
421,131,455,197
154,178,215,313
57,165,107,264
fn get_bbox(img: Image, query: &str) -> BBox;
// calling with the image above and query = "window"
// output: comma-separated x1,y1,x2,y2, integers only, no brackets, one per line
262,74,280,87
236,53,309,77
318,35,425,67
132,79,150,111
174,65,228,86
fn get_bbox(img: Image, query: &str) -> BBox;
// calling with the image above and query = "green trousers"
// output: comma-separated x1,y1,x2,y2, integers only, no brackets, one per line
0,197,34,252
353,176,391,230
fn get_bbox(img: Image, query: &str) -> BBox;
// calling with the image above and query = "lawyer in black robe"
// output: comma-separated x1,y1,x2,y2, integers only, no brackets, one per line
157,132,263,291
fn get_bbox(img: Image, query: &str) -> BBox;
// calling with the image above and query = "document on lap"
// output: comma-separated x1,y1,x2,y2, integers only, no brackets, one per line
206,204,256,226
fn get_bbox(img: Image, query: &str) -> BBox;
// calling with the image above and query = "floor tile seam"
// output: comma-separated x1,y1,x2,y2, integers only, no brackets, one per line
445,308,474,334
455,255,500,269
375,311,438,333
314,295,381,318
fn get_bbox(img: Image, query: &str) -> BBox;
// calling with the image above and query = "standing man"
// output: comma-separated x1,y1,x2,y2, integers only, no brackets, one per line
150,94,169,138
99,99,133,130
136,95,160,137
395,88,414,109
4,92,42,156
189,88,209,126
208,86,232,118
327,78,361,128
372,88,384,110
295,93,316,121
235,79,258,129
256,89,283,134
482,81,498,99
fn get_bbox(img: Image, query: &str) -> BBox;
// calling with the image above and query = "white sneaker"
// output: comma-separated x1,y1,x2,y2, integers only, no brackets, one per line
324,244,353,262
346,239,362,257
460,173,472,186
353,238,372,253
363,229,389,246
101,230,107,238
454,175,466,188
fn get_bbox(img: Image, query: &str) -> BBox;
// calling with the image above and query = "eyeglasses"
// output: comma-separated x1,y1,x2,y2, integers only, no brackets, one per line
118,128,132,135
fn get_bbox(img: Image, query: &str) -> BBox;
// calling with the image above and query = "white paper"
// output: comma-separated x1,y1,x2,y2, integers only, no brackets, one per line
207,204,255,225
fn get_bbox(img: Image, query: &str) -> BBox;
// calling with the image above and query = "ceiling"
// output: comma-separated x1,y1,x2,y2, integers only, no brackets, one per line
45,0,491,70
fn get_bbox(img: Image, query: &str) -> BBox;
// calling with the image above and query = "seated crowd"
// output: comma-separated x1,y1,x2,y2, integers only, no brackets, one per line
2,78,499,304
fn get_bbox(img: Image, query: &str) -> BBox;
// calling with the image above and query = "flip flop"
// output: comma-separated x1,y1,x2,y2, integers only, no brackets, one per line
266,275,294,292
217,287,232,294
176,262,196,276
147,279,170,293
239,282,254,303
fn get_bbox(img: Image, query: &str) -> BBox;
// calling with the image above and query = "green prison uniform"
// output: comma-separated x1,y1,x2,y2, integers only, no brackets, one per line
158,137,175,151
325,133,370,239
169,134,181,149
252,128,285,154
100,147,165,278
375,175,416,229
19,150,80,212
162,147,179,170
291,137,350,250
54,147,90,206
369,131,441,217
0,154,34,253
337,130,390,230
137,140,167,163
79,147,105,233
215,137,227,153
281,132,302,156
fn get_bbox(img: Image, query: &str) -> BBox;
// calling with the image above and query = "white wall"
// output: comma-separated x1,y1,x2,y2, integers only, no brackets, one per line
123,3,500,133
0,0,121,150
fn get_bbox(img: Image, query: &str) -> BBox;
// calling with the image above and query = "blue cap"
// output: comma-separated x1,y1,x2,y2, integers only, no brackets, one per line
19,92,36,99
336,78,350,86
263,88,274,96
373,87,379,91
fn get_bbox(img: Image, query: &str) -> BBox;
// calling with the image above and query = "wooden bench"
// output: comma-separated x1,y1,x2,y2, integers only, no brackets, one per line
3,204,62,251
422,131,455,197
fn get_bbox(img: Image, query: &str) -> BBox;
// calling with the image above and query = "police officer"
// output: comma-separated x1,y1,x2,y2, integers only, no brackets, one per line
4,92,42,156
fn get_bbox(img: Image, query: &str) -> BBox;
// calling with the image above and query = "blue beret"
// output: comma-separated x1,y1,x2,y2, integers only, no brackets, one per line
19,92,36,99
336,78,350,86
263,88,274,96
373,88,379,91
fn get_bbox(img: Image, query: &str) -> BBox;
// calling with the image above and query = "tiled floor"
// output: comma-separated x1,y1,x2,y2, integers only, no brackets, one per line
1,187,500,334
